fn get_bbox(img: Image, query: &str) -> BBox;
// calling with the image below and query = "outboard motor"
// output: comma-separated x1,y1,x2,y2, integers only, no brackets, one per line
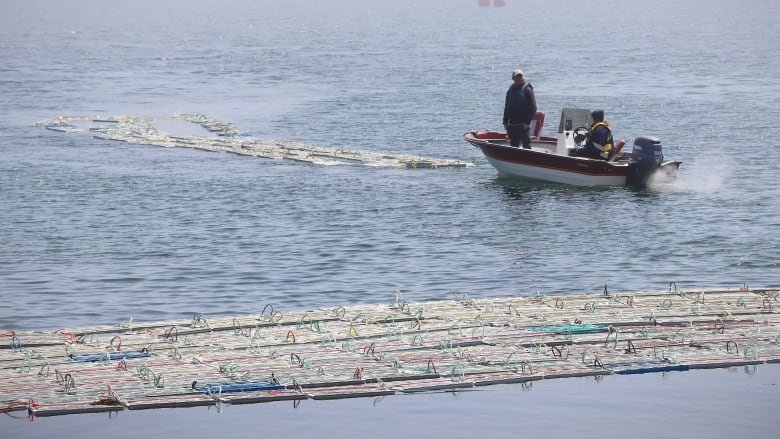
626,136,663,188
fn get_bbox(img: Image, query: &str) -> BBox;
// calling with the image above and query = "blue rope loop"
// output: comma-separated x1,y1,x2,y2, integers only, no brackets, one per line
260,304,274,320
525,324,606,334
70,349,151,362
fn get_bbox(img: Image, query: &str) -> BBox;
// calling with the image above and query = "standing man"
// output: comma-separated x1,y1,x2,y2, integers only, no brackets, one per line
503,68,537,149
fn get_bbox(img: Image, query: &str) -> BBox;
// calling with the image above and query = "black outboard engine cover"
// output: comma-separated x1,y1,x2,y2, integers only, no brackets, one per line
626,136,663,188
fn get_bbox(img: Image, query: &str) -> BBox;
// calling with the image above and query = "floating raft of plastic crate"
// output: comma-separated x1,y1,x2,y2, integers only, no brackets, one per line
1,286,778,417
34,113,471,169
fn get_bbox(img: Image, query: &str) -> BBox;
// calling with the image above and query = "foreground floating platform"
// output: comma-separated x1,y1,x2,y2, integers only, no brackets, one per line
34,113,471,169
1,286,778,418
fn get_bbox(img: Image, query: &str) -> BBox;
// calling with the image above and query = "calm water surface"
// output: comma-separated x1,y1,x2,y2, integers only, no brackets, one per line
1,0,778,437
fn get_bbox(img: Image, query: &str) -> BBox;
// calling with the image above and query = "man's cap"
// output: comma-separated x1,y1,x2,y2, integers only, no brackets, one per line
512,69,524,79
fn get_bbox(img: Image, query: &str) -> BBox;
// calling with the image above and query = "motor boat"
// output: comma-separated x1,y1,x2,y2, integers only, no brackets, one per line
464,108,681,187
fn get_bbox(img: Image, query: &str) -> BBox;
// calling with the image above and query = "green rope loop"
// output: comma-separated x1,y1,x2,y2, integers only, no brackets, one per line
218,361,239,374
581,349,595,364
743,343,758,360
504,352,520,370
605,326,618,348
290,353,311,368
450,364,465,382
251,325,267,339
137,365,152,380
296,313,312,330
246,338,262,353
154,373,165,388
386,328,401,341
669,328,685,343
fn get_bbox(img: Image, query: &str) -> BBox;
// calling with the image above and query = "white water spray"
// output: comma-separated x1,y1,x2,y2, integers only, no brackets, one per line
651,157,733,193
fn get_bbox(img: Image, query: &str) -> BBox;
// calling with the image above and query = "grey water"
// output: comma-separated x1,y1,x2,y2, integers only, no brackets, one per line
1,0,778,437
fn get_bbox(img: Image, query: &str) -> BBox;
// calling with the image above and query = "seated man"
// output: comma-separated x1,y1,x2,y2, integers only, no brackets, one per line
573,110,613,160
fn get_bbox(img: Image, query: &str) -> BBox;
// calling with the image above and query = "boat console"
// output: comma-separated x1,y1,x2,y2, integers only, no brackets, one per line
555,108,591,155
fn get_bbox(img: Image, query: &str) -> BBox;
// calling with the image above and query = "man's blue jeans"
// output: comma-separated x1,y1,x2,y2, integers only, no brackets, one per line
507,124,530,148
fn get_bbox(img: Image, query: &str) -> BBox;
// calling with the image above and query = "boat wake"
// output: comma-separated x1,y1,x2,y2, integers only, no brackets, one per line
35,113,471,170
